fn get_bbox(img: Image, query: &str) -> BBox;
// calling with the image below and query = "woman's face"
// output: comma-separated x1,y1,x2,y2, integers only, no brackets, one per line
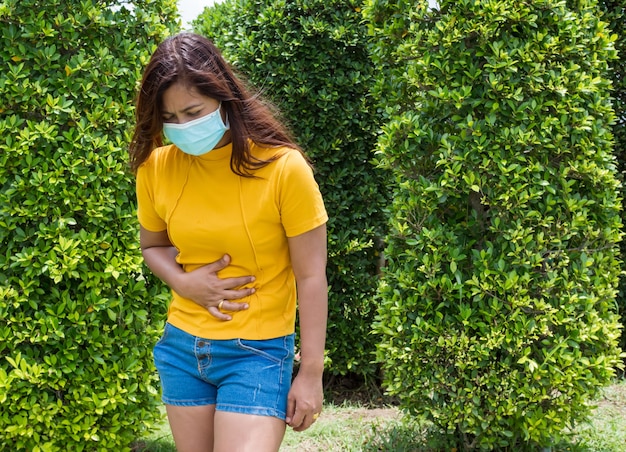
161,82,220,124
161,82,231,148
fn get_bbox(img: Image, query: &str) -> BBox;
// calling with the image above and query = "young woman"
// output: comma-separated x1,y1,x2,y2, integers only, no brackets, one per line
129,33,328,452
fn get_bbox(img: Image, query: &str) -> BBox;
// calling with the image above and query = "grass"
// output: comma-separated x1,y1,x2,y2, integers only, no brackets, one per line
280,404,404,451
568,381,626,452
137,379,626,451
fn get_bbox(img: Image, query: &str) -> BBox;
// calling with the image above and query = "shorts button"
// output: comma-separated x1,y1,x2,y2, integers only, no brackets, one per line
198,341,206,347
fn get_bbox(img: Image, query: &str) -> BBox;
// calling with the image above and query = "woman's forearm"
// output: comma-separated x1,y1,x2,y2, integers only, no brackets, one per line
297,276,328,375
287,225,328,375
141,245,185,292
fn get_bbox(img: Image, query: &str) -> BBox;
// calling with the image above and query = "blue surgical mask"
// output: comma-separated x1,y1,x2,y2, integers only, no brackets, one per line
163,103,230,156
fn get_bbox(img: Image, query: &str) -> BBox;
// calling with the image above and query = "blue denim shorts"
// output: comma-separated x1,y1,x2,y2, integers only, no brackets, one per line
153,323,295,420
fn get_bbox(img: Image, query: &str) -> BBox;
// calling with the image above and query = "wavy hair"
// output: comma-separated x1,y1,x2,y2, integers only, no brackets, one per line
129,33,303,175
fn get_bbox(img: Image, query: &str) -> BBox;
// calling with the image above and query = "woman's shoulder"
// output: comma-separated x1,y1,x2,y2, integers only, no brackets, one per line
148,144,179,163
249,143,316,188
138,144,181,172
250,142,309,167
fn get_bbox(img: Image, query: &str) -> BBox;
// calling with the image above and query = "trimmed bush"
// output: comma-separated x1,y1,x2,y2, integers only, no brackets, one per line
0,1,177,450
365,0,623,448
194,0,389,378
600,0,625,150
599,0,626,356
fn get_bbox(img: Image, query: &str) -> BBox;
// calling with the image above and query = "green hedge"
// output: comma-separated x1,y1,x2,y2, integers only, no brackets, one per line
365,0,623,448
195,0,389,378
599,0,626,357
599,1,626,150
0,1,177,450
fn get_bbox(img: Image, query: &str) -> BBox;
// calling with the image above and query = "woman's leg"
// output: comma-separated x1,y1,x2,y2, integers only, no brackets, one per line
213,411,286,452
166,404,216,452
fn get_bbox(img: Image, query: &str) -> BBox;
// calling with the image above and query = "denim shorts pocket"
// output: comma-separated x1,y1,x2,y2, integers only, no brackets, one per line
155,322,172,346
236,338,284,365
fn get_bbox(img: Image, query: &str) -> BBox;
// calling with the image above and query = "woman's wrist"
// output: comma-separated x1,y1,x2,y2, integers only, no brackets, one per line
167,270,187,297
297,356,325,377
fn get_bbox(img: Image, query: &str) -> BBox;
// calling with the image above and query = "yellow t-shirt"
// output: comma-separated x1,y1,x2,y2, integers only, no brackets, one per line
136,142,328,340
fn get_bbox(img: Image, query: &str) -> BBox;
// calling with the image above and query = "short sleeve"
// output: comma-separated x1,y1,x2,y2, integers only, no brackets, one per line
278,151,328,237
136,160,167,232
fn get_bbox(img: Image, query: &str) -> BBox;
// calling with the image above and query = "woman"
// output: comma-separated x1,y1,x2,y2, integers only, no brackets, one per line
129,33,328,452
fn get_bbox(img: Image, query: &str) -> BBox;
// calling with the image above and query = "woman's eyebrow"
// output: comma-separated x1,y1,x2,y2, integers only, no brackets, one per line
162,103,205,115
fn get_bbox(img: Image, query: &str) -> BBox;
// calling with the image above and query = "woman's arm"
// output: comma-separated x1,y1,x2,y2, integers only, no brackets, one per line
140,226,253,320
285,224,328,431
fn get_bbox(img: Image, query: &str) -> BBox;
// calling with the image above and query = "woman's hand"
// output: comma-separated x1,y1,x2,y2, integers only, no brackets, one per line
286,368,323,432
172,254,254,321
140,226,254,321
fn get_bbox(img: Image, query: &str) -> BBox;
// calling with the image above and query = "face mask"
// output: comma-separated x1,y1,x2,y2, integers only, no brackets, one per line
163,103,230,156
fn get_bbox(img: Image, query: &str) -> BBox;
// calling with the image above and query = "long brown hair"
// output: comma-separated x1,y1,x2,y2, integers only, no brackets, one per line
129,33,303,175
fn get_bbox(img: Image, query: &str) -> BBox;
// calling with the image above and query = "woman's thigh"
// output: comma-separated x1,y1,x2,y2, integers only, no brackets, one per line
214,411,286,452
166,404,216,452
166,406,286,452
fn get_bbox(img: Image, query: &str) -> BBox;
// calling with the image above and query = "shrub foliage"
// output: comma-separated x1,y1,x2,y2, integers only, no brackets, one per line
365,0,624,448
599,0,626,355
195,0,389,377
600,0,625,150
0,1,176,450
